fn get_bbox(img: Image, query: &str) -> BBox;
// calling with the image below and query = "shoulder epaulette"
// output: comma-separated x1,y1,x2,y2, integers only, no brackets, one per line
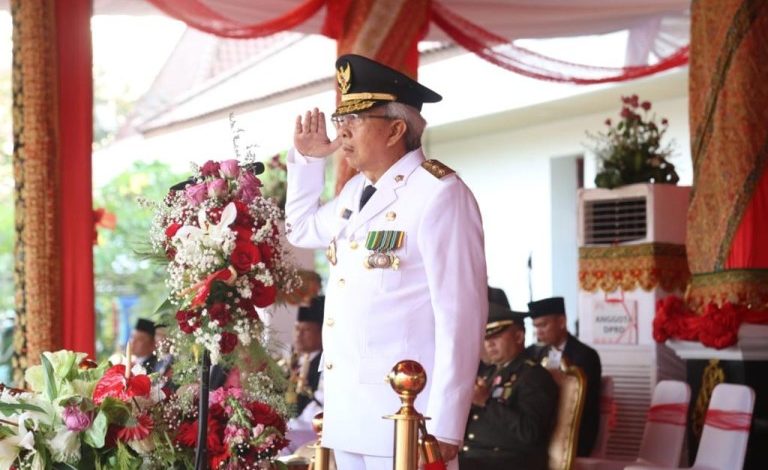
525,359,538,367
421,159,455,179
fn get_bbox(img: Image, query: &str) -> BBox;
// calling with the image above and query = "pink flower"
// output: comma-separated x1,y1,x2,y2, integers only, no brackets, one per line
207,178,228,199
200,160,220,177
220,159,240,179
641,101,651,111
62,405,92,432
237,171,262,204
185,183,208,206
661,118,669,125
604,118,611,126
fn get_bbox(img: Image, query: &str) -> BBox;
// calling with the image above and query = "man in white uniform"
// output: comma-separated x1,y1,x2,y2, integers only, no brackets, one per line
285,54,487,470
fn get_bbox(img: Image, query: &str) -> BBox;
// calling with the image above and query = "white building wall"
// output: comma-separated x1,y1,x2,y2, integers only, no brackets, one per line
425,93,690,335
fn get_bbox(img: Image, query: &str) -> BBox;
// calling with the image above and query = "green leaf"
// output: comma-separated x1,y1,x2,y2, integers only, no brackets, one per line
116,441,142,470
153,297,176,316
98,397,131,425
84,410,108,448
41,353,58,401
0,401,46,416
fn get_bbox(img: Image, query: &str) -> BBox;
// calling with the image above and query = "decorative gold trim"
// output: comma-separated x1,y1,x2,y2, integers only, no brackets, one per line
341,92,396,102
547,360,587,470
692,359,725,439
336,62,351,94
486,320,515,330
686,269,768,312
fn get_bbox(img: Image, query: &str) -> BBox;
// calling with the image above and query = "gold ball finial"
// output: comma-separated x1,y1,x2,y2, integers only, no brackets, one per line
387,360,427,397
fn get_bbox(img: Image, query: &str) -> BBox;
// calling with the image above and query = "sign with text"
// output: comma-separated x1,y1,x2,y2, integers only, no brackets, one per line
592,299,638,345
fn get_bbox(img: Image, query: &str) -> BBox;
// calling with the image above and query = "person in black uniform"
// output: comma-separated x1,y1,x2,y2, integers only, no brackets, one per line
130,318,158,373
526,296,602,457
286,295,325,452
460,300,558,470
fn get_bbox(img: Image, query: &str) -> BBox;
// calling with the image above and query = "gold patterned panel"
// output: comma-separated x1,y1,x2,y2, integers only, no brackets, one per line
11,0,61,385
579,243,690,293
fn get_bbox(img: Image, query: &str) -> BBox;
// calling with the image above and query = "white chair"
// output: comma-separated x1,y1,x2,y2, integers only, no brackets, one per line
574,380,690,470
626,383,754,470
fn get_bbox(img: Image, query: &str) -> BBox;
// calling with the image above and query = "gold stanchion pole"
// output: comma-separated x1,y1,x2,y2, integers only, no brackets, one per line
384,360,428,470
309,412,330,470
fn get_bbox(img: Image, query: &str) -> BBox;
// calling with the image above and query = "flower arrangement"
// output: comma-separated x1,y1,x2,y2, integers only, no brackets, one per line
0,350,164,469
588,94,680,189
144,157,299,368
0,351,291,469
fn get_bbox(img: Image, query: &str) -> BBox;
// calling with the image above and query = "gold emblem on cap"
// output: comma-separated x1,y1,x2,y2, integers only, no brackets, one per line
337,62,351,94
386,211,396,221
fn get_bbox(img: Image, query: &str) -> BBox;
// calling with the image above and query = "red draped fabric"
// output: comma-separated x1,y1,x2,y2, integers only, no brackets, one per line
647,403,688,426
144,0,690,85
56,0,95,357
705,409,753,432
146,0,326,38
725,166,768,269
430,1,690,84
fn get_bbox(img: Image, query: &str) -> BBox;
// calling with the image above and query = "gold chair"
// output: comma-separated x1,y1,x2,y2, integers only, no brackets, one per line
545,360,587,470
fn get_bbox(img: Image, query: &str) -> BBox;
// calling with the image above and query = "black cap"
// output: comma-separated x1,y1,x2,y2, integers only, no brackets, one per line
485,302,527,339
488,286,510,309
334,54,442,116
135,318,156,336
528,297,566,319
297,296,325,325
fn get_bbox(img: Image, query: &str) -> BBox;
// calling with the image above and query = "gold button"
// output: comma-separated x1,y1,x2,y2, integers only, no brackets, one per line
326,318,335,327
385,211,396,221
472,414,479,421
462,446,469,452
326,362,333,370
468,433,474,440
338,278,345,287
493,447,499,452
395,175,404,182
350,240,358,249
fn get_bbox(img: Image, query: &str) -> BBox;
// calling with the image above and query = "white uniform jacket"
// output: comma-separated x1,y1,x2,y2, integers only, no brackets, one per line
285,147,488,456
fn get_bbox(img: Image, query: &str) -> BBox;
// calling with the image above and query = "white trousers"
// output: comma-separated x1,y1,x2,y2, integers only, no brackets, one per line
333,450,459,470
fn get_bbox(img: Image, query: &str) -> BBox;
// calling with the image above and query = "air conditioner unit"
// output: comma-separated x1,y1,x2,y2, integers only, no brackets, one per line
576,183,690,459
578,183,689,247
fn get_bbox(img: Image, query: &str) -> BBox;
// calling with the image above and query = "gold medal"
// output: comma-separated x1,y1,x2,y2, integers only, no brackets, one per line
326,238,337,265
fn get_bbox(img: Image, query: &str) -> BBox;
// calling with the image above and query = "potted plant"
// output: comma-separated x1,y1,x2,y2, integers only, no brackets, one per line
588,94,679,189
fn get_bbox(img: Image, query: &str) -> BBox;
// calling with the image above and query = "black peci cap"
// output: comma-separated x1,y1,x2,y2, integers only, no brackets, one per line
527,297,566,319
297,296,325,325
135,318,156,336
334,54,442,116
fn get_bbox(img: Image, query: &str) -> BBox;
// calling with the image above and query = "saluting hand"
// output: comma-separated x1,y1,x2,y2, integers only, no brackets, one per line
294,108,341,158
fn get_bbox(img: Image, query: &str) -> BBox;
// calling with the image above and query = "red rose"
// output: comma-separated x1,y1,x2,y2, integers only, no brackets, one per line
250,280,277,308
176,310,201,334
233,200,254,227
259,243,274,268
165,222,182,239
219,332,238,354
248,401,285,431
232,226,253,242
230,240,260,274
208,303,231,327
174,421,197,447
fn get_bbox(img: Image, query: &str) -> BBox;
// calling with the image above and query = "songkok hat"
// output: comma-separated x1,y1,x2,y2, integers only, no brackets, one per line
485,303,527,339
488,286,510,309
297,296,325,325
135,318,156,336
527,297,566,319
334,54,442,116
